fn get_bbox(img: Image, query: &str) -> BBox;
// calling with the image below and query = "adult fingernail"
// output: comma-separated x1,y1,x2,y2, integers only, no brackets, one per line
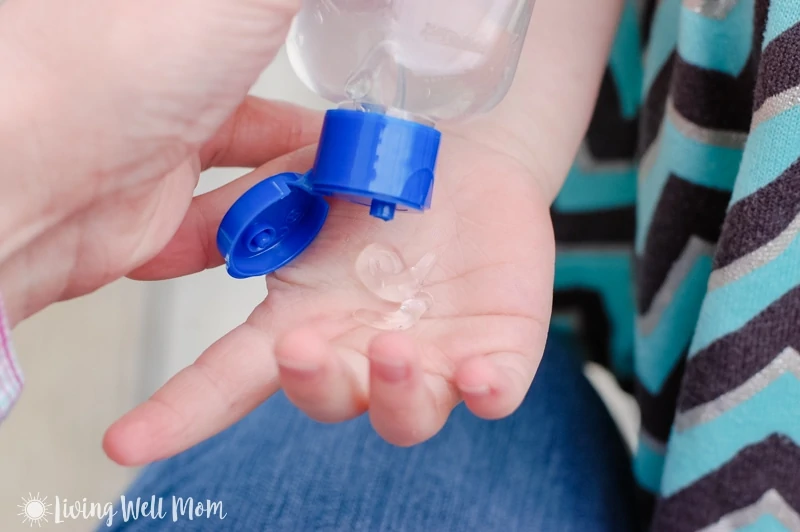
372,357,410,383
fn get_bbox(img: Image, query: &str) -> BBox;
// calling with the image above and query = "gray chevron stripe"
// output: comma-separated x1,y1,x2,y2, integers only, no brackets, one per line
640,428,668,454
676,347,800,432
683,0,740,19
667,98,749,149
574,143,635,174
698,489,800,532
639,129,663,185
752,85,800,129
638,237,716,335
708,213,800,291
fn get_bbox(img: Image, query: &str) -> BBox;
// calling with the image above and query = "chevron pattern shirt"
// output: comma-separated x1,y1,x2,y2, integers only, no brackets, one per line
552,0,800,530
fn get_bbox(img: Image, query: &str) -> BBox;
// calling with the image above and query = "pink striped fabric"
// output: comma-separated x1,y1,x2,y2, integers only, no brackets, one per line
0,296,22,423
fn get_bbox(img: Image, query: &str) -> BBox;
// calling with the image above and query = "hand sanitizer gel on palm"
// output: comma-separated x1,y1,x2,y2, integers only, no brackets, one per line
217,0,535,279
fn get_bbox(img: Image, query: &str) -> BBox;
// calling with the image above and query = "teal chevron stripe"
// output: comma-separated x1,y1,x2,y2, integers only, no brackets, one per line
554,251,635,375
661,373,800,496
761,0,800,49
555,167,637,212
643,0,681,92
609,0,643,119
634,435,666,493
689,234,800,356
636,119,742,251
677,0,753,76
549,314,579,333
636,254,712,393
738,514,792,532
730,106,800,205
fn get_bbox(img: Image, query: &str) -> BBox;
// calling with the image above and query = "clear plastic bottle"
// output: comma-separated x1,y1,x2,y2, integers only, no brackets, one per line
217,0,535,280
287,0,535,124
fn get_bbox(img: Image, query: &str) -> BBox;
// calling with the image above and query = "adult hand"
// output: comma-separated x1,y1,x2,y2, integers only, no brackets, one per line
103,0,625,464
0,0,318,325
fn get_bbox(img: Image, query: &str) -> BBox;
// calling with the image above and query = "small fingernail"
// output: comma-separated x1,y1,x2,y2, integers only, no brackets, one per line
459,384,491,396
372,358,410,383
276,357,319,375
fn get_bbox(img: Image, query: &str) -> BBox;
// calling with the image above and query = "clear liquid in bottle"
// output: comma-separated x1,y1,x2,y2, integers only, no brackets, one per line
286,0,535,123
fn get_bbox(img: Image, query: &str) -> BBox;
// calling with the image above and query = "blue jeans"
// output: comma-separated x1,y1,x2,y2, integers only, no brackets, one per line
107,335,637,531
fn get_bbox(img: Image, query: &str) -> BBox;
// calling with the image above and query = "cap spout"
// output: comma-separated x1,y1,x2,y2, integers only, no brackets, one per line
369,200,396,221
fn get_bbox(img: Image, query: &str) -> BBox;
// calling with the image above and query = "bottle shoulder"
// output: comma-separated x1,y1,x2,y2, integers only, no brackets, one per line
285,0,534,122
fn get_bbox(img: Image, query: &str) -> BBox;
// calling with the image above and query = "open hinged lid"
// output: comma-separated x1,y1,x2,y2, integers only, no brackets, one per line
216,172,329,279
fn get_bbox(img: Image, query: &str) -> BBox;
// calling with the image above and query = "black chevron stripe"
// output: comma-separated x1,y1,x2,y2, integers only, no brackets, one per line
651,435,800,532
635,483,657,532
671,54,757,133
552,289,612,369
677,285,800,412
551,208,636,244
586,68,639,160
640,0,659,45
637,176,731,314
636,356,686,443
713,155,800,270
753,19,800,111
753,0,771,67
639,53,675,156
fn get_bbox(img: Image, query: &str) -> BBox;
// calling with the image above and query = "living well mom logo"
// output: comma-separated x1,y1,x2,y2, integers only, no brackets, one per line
17,492,227,527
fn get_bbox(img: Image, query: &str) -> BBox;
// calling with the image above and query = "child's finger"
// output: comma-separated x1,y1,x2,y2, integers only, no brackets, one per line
103,322,277,466
367,333,458,447
276,327,368,423
456,351,538,420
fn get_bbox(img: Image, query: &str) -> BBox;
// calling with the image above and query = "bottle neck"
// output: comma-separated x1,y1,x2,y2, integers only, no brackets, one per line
336,101,436,128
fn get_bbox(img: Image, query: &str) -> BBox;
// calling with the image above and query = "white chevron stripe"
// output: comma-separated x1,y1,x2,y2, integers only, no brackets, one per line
753,85,800,129
709,213,800,291
676,347,800,432
639,428,667,454
683,0,740,20
667,98,749,149
699,489,800,532
639,129,663,186
638,237,716,335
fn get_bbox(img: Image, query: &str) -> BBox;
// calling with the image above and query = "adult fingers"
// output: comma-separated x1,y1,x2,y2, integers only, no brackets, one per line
199,96,322,171
127,144,317,280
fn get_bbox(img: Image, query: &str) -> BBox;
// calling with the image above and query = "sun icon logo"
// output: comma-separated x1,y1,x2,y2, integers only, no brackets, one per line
18,493,52,527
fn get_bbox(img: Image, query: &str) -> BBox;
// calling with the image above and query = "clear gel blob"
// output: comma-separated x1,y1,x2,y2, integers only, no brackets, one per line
354,292,434,331
353,244,437,330
355,243,436,303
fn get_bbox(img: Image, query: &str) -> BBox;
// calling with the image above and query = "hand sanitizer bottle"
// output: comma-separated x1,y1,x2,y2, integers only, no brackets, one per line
217,0,535,279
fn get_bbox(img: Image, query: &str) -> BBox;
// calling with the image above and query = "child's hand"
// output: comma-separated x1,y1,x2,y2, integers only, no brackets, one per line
104,132,555,463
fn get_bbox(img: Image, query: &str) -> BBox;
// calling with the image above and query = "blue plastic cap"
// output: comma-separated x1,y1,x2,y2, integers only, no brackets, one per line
309,109,441,221
216,172,329,279
216,109,441,279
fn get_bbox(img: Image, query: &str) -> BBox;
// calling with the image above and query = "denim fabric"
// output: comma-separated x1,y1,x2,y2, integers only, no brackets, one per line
107,336,637,531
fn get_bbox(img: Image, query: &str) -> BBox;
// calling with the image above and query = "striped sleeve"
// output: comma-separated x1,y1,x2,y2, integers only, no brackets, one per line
0,296,23,423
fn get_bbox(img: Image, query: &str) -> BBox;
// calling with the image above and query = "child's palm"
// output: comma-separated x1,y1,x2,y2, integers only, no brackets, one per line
105,136,555,465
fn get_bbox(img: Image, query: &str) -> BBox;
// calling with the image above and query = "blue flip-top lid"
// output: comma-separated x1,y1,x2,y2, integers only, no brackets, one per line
216,172,329,279
216,108,441,279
